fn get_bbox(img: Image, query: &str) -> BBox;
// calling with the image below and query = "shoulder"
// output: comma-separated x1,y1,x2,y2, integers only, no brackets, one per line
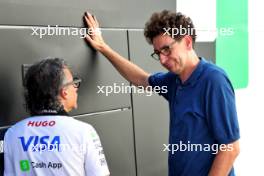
63,117,95,132
200,61,234,94
65,118,99,141
150,71,176,80
4,117,31,137
148,71,177,85
202,61,231,85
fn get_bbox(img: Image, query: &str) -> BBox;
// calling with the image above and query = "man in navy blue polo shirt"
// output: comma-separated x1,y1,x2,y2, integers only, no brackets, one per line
84,10,240,176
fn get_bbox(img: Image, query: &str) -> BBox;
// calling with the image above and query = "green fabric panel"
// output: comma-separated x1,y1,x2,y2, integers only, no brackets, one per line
216,0,248,89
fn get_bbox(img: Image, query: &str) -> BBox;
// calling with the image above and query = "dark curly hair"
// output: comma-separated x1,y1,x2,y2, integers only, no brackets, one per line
24,58,68,115
144,10,196,46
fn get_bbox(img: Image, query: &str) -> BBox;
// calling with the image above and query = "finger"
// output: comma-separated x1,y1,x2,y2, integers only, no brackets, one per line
84,16,90,27
85,16,99,37
84,16,91,27
86,12,97,28
84,12,94,28
93,15,100,27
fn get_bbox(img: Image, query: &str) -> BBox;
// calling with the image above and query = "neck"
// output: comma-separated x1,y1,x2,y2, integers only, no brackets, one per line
179,54,200,83
60,98,71,113
34,109,69,116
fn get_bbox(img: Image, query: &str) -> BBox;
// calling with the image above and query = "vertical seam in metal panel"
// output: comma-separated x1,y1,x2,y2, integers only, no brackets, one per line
126,30,138,176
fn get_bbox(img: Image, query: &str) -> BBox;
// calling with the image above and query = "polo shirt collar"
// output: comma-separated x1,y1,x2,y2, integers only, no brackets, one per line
178,57,207,87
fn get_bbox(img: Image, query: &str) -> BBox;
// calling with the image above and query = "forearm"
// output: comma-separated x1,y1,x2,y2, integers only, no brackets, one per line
208,141,240,176
99,44,150,87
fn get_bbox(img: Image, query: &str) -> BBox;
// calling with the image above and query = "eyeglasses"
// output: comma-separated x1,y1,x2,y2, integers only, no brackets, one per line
62,77,82,89
151,40,177,60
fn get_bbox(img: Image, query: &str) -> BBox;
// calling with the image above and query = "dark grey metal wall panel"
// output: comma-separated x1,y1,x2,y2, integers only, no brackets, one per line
0,127,8,175
0,28,130,126
195,41,216,63
0,0,175,28
128,30,169,176
75,109,136,176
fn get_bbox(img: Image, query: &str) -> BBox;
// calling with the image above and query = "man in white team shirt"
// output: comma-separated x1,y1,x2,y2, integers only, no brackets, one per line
4,58,110,176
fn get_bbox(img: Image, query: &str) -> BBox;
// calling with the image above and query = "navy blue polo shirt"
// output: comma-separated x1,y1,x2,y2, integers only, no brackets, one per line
148,58,240,176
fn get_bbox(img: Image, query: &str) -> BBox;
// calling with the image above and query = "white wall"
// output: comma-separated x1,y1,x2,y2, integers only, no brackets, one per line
235,0,264,175
177,0,216,42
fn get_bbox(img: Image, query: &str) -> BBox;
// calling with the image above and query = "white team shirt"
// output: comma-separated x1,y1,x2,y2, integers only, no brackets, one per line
4,115,110,176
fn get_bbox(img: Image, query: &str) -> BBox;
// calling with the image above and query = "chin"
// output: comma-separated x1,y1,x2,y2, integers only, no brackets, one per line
168,67,177,74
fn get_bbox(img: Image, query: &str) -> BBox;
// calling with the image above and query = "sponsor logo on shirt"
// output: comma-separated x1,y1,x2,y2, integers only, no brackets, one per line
89,132,107,166
20,160,30,172
31,161,63,169
19,135,61,152
100,158,107,166
19,160,63,171
27,120,56,127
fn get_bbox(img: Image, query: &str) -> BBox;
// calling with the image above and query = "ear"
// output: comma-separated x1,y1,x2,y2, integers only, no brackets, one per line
59,88,68,100
183,35,193,50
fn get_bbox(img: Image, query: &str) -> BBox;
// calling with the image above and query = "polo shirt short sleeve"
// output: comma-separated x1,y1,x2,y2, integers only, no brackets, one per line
204,69,240,144
148,72,176,100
